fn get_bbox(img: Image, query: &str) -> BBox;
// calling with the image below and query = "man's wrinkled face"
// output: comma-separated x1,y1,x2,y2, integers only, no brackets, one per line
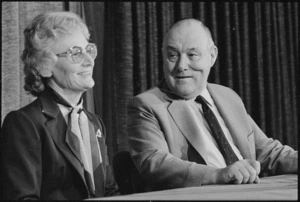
162,20,218,99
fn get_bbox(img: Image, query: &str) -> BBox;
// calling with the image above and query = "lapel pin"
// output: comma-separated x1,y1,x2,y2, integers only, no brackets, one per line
96,129,102,138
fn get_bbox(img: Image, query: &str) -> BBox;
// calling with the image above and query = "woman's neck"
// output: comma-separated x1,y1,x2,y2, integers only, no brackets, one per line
47,80,82,107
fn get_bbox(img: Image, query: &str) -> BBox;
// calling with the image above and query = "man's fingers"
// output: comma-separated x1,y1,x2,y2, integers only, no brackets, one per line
254,175,260,184
248,160,261,174
243,160,260,183
237,166,250,184
218,160,261,185
226,160,261,184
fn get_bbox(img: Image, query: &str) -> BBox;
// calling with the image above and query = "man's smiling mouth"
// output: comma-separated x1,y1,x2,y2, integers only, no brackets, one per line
175,76,192,79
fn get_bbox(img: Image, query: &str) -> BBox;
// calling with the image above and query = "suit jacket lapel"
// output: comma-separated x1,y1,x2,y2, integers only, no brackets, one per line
39,90,89,189
84,110,106,167
65,127,83,163
159,81,208,163
207,84,253,159
85,111,105,196
168,100,212,163
160,81,253,161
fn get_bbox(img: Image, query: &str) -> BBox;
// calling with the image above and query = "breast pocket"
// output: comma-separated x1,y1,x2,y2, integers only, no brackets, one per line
247,132,256,159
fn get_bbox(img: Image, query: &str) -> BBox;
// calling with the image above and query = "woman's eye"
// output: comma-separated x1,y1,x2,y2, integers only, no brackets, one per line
72,52,81,57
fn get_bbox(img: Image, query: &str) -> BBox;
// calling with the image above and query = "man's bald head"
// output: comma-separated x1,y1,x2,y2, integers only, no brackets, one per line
163,18,215,50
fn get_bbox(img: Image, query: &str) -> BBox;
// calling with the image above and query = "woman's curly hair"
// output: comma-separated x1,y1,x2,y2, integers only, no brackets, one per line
22,11,90,96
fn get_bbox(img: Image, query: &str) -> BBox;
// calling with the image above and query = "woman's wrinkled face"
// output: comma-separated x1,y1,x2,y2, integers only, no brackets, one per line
50,28,95,94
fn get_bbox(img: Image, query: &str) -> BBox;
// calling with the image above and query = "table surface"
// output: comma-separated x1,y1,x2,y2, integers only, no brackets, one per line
92,174,298,201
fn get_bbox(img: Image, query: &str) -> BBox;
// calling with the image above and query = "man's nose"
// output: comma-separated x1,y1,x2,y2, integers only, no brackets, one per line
176,55,188,72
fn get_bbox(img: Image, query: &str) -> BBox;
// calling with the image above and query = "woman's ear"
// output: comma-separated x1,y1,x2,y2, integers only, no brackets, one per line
38,65,52,77
37,53,56,77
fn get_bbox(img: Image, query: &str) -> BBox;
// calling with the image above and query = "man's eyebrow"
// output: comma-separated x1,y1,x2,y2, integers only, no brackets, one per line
187,47,200,52
166,46,201,52
166,46,177,51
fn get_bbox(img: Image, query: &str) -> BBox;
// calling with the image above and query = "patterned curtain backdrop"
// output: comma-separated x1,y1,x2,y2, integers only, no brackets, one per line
83,2,298,162
1,1,86,122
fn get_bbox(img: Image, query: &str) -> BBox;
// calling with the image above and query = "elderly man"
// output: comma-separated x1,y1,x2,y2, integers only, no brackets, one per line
127,18,297,191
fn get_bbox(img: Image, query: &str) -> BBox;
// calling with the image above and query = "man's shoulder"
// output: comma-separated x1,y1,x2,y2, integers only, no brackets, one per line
208,83,245,108
208,83,240,97
129,86,166,107
136,86,162,98
208,83,233,91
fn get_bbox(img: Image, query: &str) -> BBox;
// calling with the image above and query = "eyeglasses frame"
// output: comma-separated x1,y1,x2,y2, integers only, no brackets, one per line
56,43,97,63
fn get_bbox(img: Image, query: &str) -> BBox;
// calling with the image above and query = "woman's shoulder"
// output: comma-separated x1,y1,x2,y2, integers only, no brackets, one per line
2,97,43,125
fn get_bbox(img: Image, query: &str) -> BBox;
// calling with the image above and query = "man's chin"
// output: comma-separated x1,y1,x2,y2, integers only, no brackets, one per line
173,88,197,99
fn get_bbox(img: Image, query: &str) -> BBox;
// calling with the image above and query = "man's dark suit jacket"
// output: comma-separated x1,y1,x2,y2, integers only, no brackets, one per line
0,89,119,200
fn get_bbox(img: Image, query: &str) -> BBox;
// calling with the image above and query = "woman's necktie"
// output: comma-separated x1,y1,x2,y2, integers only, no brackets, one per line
70,106,95,194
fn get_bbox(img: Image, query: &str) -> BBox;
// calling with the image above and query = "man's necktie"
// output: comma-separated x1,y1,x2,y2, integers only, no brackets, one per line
195,95,239,165
70,106,95,194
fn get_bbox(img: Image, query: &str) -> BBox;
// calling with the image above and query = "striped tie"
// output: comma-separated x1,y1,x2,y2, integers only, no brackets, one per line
195,95,239,165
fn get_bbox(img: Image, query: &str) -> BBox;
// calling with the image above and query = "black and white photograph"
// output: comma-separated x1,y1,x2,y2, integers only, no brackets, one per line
1,1,298,200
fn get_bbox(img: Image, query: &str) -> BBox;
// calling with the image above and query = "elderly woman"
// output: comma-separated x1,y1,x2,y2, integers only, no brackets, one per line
0,11,119,200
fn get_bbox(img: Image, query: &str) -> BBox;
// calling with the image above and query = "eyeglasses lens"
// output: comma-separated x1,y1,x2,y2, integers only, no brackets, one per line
70,44,97,63
86,44,97,59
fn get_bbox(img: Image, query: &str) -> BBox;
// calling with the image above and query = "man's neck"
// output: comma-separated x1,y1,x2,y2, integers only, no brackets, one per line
158,79,207,100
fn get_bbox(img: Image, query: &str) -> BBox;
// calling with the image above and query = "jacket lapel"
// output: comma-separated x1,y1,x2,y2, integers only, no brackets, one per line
168,100,213,163
85,111,105,196
65,127,83,164
84,110,105,167
39,90,89,189
160,81,253,161
159,82,211,163
207,84,253,159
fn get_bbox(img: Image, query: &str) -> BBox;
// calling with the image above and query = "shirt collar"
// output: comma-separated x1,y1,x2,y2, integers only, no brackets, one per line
201,88,214,106
46,84,83,109
187,87,213,106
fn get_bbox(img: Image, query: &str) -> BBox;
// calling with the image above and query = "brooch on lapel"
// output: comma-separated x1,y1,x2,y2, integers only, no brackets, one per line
96,129,102,138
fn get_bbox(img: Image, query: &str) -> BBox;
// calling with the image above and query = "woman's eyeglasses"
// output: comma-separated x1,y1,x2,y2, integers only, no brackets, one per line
56,43,97,64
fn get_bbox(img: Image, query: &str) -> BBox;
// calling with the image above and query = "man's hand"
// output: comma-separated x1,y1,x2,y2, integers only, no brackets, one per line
205,159,261,185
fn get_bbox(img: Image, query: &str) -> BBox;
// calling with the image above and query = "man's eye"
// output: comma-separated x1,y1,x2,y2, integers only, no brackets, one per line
188,53,200,61
168,52,178,62
168,52,177,57
188,53,198,57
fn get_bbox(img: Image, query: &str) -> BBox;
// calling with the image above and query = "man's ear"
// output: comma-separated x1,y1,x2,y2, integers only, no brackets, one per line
210,46,218,66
